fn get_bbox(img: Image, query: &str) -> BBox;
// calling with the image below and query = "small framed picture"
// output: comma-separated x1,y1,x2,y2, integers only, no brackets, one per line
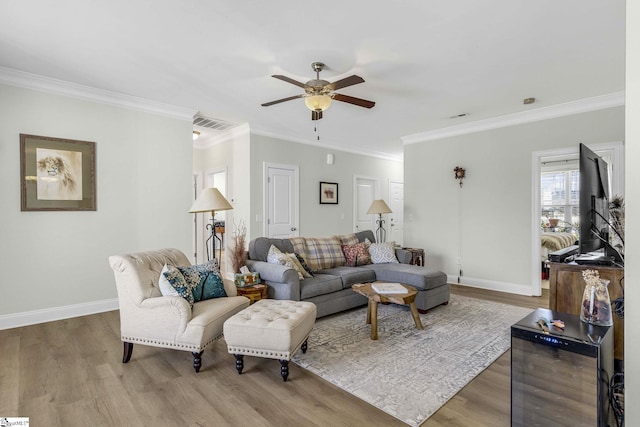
319,182,338,204
20,134,96,211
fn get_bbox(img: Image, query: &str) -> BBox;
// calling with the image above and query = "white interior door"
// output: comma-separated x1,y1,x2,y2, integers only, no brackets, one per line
265,163,299,238
354,176,378,235
193,172,203,263
206,170,227,251
389,180,404,245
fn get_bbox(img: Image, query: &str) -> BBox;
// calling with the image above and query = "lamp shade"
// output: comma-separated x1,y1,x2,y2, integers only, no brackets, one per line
189,188,233,213
305,94,332,111
366,199,392,215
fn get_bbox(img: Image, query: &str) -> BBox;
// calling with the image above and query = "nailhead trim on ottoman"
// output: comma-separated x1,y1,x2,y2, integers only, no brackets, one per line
223,299,316,381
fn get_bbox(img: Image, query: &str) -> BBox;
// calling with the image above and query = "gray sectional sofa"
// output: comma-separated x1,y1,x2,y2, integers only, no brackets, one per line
246,230,450,318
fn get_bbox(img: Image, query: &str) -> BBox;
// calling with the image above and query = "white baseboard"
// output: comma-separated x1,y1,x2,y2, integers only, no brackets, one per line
0,298,119,330
448,275,535,296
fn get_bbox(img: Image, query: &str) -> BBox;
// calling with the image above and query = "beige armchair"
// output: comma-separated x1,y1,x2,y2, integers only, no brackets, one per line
108,248,250,372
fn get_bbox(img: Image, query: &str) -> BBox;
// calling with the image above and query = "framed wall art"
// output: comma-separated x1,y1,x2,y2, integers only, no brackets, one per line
20,134,96,211
319,181,338,204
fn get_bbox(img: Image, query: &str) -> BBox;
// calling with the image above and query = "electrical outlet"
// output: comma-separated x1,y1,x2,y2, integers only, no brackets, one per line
457,257,462,265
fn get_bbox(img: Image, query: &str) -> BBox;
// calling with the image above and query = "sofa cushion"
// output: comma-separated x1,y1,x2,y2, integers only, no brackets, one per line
299,274,344,299
316,266,377,289
369,242,399,264
341,242,371,266
249,237,294,262
363,263,448,291
354,230,376,244
290,236,346,271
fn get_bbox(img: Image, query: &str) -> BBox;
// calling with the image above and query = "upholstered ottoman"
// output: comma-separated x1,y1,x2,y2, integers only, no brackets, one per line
223,299,316,381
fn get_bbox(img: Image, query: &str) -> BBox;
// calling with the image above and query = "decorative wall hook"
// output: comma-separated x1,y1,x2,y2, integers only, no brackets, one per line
454,166,466,187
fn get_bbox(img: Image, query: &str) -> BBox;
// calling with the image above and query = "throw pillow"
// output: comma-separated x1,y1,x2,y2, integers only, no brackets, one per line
178,259,227,302
342,243,371,267
295,253,315,277
335,233,359,246
267,245,305,280
267,244,284,264
294,236,346,271
286,253,313,278
162,264,196,306
158,264,180,297
369,242,399,264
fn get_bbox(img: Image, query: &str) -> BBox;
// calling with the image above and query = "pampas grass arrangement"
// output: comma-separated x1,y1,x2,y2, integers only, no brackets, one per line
609,195,625,258
230,220,248,273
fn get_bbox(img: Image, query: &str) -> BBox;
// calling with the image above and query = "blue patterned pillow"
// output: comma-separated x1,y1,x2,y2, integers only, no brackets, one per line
178,260,227,302
162,264,196,306
162,260,226,307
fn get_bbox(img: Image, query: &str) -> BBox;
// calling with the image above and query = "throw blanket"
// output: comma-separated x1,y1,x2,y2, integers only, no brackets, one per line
541,232,576,251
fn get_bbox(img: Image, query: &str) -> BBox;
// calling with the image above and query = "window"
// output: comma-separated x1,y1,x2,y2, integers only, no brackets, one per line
541,160,579,232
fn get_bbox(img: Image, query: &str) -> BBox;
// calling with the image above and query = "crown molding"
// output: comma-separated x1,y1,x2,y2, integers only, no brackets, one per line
0,66,197,121
401,91,625,145
249,125,404,162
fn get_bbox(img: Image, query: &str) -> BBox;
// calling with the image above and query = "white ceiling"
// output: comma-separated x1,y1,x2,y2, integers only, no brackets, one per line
0,1,625,159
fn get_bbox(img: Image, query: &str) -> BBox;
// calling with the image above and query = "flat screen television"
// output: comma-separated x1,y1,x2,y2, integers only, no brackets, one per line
578,143,616,262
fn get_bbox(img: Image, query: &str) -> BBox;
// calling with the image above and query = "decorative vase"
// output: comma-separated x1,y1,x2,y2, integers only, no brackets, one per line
580,278,613,326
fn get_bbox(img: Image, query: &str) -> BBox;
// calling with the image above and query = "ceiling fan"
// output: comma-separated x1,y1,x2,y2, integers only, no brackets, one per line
261,62,375,120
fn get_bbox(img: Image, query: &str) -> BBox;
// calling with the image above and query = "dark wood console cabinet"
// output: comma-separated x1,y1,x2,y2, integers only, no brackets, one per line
549,262,624,361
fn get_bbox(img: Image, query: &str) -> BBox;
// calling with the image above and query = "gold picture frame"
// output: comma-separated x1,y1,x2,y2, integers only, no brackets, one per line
20,134,96,211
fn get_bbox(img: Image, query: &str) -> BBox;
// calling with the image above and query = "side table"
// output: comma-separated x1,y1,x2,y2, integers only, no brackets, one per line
402,247,425,266
235,284,268,304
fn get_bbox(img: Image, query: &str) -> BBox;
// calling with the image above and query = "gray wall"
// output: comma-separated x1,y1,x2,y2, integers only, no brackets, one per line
404,106,624,294
249,133,403,239
625,2,639,419
0,83,193,319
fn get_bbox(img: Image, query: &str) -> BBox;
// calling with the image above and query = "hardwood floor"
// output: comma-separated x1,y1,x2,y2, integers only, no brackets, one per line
0,285,548,427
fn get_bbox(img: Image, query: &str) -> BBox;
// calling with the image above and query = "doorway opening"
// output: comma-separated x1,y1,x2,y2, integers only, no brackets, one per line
532,142,624,296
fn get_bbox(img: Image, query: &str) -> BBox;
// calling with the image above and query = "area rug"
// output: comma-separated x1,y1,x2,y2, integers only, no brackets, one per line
291,295,533,426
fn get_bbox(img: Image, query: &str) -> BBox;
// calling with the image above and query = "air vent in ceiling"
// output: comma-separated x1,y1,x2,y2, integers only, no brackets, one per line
193,115,236,131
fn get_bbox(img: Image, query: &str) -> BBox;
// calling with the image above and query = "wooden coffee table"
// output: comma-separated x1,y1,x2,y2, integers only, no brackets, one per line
352,282,424,340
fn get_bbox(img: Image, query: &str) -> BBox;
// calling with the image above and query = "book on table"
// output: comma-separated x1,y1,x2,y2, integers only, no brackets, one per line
371,282,408,294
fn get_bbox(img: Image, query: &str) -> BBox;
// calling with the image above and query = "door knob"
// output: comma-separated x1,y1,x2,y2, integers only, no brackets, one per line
291,227,297,231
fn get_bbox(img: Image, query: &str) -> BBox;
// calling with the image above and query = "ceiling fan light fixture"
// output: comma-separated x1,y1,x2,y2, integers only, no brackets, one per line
305,94,332,112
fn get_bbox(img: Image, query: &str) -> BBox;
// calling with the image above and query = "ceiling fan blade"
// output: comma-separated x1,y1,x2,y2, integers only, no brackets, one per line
261,94,305,107
271,75,308,89
312,110,323,120
332,93,375,109
326,75,365,91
